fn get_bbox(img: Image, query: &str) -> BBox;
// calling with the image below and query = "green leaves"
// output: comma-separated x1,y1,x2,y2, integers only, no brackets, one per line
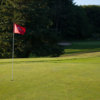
2,0,99,57
82,5,100,39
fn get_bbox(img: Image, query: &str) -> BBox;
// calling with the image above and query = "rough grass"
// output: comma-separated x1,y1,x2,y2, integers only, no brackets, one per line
0,41,100,100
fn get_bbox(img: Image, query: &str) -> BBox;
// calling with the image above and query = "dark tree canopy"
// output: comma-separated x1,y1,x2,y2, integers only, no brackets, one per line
82,5,100,39
0,0,100,58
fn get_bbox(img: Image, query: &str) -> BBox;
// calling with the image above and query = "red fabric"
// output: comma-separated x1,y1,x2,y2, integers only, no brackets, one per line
13,23,26,35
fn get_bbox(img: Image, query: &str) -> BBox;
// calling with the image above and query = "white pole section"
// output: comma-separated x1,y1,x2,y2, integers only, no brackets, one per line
12,32,14,81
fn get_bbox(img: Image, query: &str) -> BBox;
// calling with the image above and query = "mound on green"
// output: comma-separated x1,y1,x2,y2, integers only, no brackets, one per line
0,52,100,100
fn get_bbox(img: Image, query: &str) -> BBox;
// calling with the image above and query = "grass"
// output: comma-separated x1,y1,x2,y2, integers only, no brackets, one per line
0,41,100,100
61,41,100,56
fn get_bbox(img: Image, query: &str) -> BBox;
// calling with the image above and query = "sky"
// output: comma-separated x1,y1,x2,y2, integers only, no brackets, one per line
74,0,100,5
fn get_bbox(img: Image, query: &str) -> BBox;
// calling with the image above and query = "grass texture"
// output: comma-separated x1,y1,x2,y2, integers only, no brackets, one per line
0,41,100,100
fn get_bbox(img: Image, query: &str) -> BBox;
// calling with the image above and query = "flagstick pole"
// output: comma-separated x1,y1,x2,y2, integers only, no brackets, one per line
12,32,14,81
12,0,15,81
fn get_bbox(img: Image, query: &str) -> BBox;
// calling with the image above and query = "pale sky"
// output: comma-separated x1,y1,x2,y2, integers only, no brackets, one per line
74,0,100,5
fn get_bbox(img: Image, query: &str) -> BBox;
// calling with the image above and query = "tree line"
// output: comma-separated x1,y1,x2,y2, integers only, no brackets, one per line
0,0,100,58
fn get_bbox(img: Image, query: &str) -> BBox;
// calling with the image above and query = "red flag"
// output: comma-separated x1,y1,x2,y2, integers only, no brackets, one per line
13,23,26,35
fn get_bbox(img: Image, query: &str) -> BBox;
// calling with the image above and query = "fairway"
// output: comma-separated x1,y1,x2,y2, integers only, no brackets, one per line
0,52,100,100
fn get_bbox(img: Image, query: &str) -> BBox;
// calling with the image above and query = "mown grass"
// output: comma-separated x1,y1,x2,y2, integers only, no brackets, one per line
62,41,100,56
0,41,100,100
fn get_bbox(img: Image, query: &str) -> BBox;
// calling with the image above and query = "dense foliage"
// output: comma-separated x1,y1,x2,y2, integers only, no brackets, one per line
0,0,100,58
82,5,100,40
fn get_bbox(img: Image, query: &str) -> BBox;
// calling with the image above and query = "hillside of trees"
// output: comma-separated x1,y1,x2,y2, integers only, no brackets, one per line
0,0,100,58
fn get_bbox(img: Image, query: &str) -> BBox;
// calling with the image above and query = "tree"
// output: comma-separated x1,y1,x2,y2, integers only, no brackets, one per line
0,0,64,58
24,0,63,57
73,6,91,39
82,5,100,39
0,0,29,58
48,0,75,40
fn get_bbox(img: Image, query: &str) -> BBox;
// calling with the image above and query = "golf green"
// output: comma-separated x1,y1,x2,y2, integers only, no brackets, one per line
0,52,100,100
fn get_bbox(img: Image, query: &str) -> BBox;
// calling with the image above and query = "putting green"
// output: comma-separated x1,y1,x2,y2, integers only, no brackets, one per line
0,52,100,100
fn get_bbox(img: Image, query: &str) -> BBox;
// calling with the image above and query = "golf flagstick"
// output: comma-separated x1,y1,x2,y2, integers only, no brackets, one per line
11,23,26,81
12,30,14,81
